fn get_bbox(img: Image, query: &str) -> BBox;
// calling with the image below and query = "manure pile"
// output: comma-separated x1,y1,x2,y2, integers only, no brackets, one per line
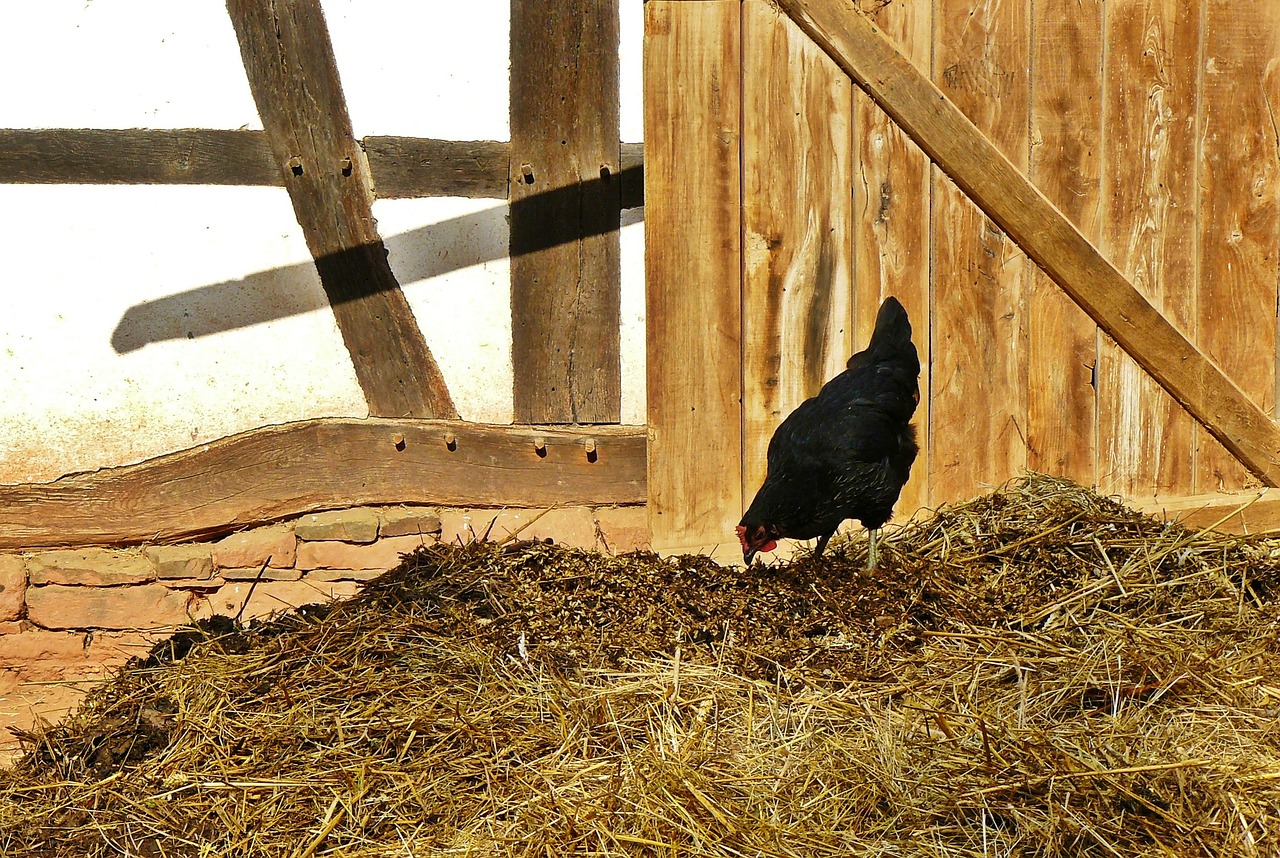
4,475,1280,857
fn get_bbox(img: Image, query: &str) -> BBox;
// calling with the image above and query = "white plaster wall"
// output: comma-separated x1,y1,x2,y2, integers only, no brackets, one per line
0,1,646,484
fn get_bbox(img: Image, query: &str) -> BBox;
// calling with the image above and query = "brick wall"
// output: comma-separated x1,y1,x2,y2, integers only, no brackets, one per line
0,503,647,761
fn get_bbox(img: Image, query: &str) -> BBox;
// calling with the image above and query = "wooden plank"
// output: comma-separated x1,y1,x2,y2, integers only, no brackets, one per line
227,0,456,419
510,0,621,424
362,137,509,199
1027,0,1102,485
1194,0,1280,492
1131,489,1280,535
0,128,279,186
1096,0,1200,498
741,0,853,501
0,130,647,206
852,0,932,517
0,419,645,549
927,0,1030,502
775,0,1280,488
644,0,743,555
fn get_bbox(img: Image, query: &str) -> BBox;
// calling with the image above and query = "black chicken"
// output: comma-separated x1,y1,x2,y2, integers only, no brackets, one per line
737,296,920,569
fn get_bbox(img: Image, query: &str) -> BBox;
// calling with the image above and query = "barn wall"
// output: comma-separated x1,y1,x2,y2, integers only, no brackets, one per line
646,0,1280,554
0,1,646,485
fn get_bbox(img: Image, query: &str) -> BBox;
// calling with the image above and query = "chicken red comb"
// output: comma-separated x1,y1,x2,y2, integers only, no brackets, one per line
735,524,748,549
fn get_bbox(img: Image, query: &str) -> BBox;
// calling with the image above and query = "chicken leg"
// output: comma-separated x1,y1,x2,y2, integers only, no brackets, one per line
813,530,836,559
866,527,880,571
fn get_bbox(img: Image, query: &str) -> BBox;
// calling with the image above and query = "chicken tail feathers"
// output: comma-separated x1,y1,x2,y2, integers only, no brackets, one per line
848,297,916,370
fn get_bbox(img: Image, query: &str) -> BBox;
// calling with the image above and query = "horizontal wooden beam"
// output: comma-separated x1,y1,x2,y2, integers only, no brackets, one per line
0,419,646,549
0,129,646,206
1130,490,1280,535
777,0,1280,487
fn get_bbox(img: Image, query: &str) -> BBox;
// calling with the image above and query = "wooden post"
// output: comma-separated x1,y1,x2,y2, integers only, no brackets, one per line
227,0,456,419
644,0,743,556
775,0,1280,488
510,0,622,424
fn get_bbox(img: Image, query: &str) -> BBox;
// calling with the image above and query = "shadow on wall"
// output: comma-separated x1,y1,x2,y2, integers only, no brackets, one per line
110,168,645,354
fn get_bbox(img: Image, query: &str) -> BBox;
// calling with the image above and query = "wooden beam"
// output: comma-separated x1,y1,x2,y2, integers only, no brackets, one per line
1130,490,1280,535
776,0,1280,487
0,128,279,186
227,0,456,419
362,136,509,199
0,129,648,207
0,419,645,549
644,0,743,558
510,0,622,423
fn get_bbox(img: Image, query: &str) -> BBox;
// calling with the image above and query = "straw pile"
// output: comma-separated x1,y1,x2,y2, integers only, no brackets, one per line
3,474,1280,857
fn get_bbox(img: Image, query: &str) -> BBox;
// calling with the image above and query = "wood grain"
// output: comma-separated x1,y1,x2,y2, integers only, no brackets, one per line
776,0,1280,488
362,137,510,199
227,0,456,419
1194,1,1280,492
0,128,279,186
852,0,931,516
644,0,743,553
0,420,645,549
741,0,853,501
1096,0,1200,498
1027,0,1102,485
1131,489,1280,535
928,0,1030,501
0,131,647,206
510,0,621,424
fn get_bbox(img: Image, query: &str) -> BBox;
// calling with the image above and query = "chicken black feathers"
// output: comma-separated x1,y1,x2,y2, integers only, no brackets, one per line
738,296,921,567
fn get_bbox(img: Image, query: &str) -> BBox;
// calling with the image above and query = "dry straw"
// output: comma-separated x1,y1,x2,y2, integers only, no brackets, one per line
3,474,1280,856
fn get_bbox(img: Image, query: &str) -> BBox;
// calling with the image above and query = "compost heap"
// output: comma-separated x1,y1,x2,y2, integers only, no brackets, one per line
3,475,1280,857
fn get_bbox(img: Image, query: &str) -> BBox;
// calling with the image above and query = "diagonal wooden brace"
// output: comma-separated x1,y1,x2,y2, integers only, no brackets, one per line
228,0,456,419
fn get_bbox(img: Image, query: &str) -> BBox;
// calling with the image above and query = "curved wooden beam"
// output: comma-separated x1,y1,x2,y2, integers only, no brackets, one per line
0,419,646,549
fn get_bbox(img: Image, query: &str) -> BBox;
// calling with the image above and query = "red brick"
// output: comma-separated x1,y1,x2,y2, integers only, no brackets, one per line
490,507,598,549
305,569,388,582
295,508,380,543
595,506,650,554
212,524,297,569
379,506,443,538
206,579,361,622
0,628,89,667
295,535,428,571
145,544,214,580
26,584,195,631
85,631,158,668
27,549,154,586
0,673,90,763
0,555,26,621
219,567,303,582
438,508,480,544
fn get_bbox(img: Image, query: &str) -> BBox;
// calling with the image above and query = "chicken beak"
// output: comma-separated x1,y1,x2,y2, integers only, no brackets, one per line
743,548,757,565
